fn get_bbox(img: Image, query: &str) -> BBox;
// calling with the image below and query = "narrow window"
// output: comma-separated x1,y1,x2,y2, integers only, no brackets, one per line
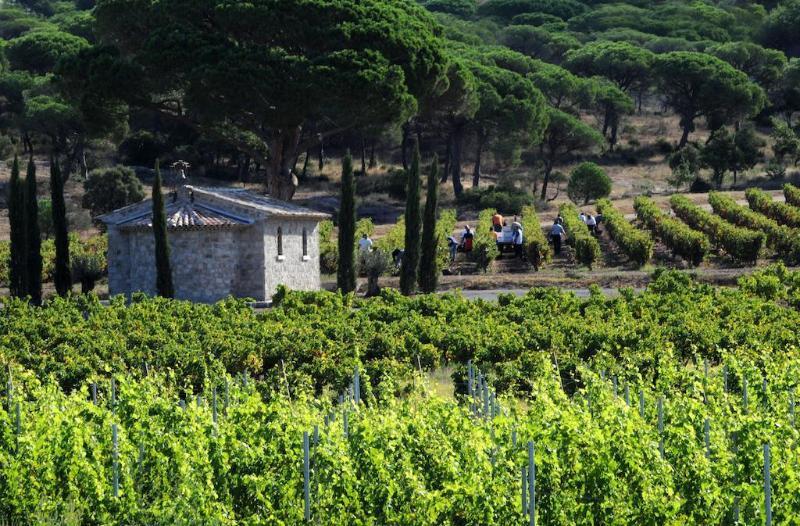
277,227,283,256
302,228,308,257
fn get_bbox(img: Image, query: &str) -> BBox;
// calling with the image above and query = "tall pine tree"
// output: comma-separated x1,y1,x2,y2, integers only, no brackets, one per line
51,157,71,296
337,152,357,293
24,156,42,305
400,141,422,296
7,155,25,298
418,156,439,294
152,162,174,298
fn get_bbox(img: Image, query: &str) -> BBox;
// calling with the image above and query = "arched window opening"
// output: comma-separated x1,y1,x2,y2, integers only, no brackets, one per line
277,227,283,256
302,228,308,257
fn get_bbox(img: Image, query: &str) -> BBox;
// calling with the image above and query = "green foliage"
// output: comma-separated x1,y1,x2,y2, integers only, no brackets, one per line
746,187,800,228
634,196,709,266
564,40,654,92
670,194,764,264
473,208,499,272
785,184,800,208
318,220,338,275
50,159,71,296
520,204,549,270
654,52,766,146
94,0,448,196
500,24,580,63
400,143,422,295
770,118,800,165
457,184,534,214
151,164,173,298
707,41,787,91
337,153,357,293
81,166,144,218
700,127,737,188
422,0,476,17
477,0,586,20
667,145,701,191
596,199,653,267
566,162,612,205
559,203,600,269
539,108,604,200
418,157,440,293
709,192,800,264
5,28,89,74
760,0,800,58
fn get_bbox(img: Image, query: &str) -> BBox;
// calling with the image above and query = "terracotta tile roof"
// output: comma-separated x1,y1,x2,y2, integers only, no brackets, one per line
118,201,253,230
98,185,329,228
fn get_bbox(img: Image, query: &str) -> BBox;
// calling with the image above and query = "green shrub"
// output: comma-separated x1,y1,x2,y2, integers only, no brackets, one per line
559,203,600,268
457,185,534,215
82,166,145,218
785,184,800,208
474,209,500,272
634,197,709,266
596,199,653,267
710,192,800,264
520,205,550,270
567,162,612,205
670,194,764,264
746,187,800,228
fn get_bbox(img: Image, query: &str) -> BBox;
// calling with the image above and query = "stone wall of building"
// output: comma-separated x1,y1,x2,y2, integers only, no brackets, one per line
107,219,320,302
110,227,261,302
263,217,321,298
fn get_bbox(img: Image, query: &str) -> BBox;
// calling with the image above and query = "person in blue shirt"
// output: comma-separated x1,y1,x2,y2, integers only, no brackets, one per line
549,220,566,255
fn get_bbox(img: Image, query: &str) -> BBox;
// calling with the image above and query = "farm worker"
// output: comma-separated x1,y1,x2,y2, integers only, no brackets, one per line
492,212,504,232
391,248,404,269
579,212,587,224
359,233,373,252
461,226,474,253
549,220,566,255
586,214,598,235
512,226,524,259
447,236,458,262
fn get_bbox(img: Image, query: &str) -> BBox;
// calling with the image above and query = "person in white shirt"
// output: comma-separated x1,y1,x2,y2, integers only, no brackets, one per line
358,233,373,252
586,214,597,235
512,227,524,259
579,212,587,224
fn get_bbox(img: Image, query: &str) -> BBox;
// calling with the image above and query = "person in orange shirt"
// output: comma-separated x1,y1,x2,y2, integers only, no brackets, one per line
491,212,503,232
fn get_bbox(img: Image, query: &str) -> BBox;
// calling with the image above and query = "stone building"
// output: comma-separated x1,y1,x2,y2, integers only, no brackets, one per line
99,185,328,302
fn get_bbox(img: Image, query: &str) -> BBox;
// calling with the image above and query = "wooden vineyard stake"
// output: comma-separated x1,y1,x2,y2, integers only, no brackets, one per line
657,396,664,459
303,431,311,521
528,441,536,526
112,424,119,498
764,443,772,526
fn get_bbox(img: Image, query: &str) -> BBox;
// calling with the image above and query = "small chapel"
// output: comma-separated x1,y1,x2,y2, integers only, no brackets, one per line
99,185,328,302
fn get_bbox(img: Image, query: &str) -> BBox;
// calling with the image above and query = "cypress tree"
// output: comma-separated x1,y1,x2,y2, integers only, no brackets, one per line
51,157,71,296
23,156,42,305
7,155,25,298
337,152,357,293
418,156,440,294
400,140,422,296
152,162,174,298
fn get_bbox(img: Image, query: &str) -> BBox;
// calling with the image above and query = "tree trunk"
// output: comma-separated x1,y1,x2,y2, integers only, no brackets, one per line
300,148,310,181
360,135,367,176
318,137,324,172
442,136,451,184
539,158,553,202
401,123,411,171
472,131,486,188
369,140,377,169
679,120,692,148
450,126,464,197
267,126,301,200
